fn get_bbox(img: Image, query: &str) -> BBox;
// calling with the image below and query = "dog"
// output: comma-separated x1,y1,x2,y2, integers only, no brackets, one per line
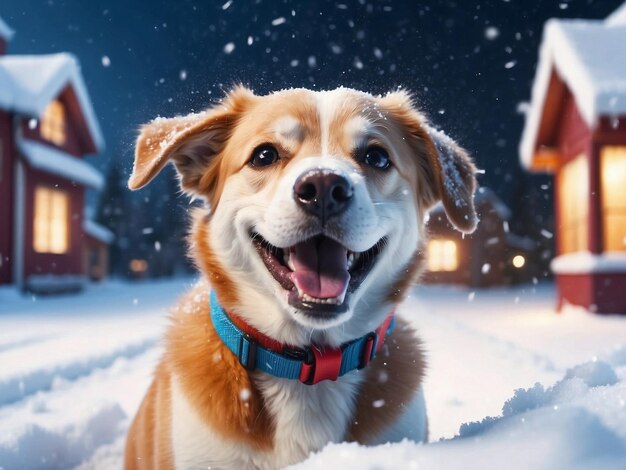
124,86,477,469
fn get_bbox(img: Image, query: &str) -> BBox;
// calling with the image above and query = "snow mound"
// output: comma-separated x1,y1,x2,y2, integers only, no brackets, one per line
294,360,626,470
0,403,125,469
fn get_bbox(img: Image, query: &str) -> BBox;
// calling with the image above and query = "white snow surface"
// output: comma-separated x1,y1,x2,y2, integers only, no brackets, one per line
1,280,625,469
0,53,104,153
17,137,104,190
519,6,626,169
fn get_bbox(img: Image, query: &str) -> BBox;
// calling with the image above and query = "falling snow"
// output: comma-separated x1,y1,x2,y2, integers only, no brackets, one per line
484,26,500,40
271,17,286,26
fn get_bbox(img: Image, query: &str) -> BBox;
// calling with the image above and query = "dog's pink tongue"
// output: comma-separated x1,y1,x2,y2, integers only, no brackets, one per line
290,237,350,300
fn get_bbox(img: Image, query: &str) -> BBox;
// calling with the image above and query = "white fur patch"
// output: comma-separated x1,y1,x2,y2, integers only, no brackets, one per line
273,116,304,150
171,372,365,469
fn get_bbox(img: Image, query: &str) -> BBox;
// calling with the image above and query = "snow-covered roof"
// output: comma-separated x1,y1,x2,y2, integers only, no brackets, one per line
83,219,114,244
606,2,626,25
551,251,626,274
0,53,104,153
520,5,626,169
0,16,14,41
17,137,104,190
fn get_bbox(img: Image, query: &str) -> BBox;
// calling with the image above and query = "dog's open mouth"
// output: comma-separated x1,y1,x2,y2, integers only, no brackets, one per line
251,233,385,315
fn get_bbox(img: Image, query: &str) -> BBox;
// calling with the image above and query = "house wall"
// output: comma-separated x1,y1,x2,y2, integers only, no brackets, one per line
15,85,96,282
558,272,626,314
22,166,85,279
21,89,85,158
468,209,509,288
83,236,109,281
0,111,14,284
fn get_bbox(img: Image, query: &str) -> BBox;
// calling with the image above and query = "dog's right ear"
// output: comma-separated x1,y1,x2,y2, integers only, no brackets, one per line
129,86,255,199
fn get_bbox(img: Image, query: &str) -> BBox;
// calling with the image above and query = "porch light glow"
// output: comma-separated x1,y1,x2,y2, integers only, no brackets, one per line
512,255,526,268
129,259,148,273
427,239,458,272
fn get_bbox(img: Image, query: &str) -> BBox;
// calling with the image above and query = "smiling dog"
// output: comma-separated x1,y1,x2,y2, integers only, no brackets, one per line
124,86,477,469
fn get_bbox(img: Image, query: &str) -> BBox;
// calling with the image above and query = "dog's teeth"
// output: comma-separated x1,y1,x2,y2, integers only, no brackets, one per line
347,251,360,270
300,293,343,305
285,251,296,271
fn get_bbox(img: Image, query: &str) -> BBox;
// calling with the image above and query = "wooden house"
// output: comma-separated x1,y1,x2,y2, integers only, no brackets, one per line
0,17,111,293
423,187,537,287
519,4,626,313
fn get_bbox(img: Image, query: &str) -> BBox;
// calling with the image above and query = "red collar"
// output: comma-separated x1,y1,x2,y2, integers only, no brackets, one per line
227,310,396,384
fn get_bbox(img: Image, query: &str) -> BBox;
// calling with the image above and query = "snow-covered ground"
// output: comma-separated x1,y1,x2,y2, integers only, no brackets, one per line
1,279,625,469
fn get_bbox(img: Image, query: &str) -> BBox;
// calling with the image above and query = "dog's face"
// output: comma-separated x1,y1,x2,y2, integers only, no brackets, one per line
130,87,476,346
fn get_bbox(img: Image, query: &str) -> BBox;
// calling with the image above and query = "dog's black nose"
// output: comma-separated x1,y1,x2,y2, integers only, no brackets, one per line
294,170,354,222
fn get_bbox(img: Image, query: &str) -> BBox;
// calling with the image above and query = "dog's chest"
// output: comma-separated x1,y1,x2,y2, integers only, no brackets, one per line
171,373,363,469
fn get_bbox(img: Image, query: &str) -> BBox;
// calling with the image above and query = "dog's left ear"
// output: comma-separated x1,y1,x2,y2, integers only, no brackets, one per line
379,91,478,233
129,86,255,201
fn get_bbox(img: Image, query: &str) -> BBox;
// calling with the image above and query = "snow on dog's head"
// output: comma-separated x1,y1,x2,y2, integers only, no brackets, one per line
129,86,477,346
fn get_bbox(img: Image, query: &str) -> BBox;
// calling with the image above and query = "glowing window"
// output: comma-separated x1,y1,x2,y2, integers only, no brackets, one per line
33,186,69,254
559,154,588,254
601,146,626,252
40,100,66,146
427,239,458,272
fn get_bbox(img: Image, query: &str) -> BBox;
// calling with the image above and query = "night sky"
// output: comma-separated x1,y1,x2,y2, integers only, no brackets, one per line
2,0,623,228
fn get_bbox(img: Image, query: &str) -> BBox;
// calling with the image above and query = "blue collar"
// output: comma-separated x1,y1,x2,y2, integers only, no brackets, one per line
209,290,395,385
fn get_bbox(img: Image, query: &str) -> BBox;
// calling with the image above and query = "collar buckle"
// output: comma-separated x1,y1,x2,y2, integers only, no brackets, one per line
238,333,258,371
298,345,343,385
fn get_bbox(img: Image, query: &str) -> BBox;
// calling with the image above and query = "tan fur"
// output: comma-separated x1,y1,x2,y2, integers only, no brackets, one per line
124,365,173,469
124,86,477,469
347,317,426,443
165,286,274,450
125,286,274,470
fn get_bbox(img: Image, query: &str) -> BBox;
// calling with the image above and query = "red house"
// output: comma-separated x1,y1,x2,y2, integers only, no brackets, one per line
519,4,626,314
0,17,111,293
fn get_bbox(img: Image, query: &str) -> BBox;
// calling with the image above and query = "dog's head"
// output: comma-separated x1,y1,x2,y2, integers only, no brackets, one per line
130,87,476,346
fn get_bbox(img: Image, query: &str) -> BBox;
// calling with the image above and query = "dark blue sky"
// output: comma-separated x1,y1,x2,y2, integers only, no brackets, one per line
1,0,622,216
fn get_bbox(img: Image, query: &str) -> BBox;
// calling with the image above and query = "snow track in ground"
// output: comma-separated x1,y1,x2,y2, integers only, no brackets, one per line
0,279,190,469
1,280,625,469
0,347,160,469
0,335,157,405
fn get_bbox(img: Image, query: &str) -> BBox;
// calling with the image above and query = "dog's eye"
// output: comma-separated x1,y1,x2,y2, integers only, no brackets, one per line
362,146,391,170
249,145,280,168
